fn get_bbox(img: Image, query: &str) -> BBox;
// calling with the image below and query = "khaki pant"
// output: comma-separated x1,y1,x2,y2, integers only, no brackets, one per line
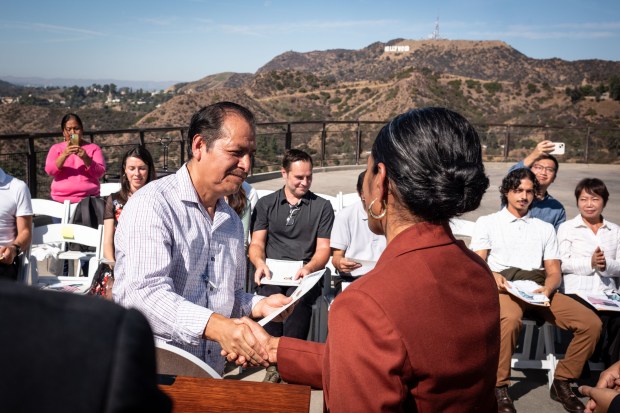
497,292,602,386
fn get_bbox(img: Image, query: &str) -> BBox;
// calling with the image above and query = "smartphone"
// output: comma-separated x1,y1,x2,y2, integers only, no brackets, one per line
69,133,80,146
549,142,565,155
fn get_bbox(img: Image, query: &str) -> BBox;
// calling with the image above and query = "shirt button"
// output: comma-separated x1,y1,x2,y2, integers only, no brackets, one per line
210,287,214,291
210,257,215,261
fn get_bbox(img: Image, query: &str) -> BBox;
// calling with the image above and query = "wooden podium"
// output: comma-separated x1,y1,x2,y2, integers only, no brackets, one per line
159,375,312,412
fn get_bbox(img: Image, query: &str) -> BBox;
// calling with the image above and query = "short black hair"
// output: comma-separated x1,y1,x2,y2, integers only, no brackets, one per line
282,149,313,172
574,178,609,207
370,107,489,222
356,170,365,194
186,102,255,159
499,168,540,207
61,113,83,131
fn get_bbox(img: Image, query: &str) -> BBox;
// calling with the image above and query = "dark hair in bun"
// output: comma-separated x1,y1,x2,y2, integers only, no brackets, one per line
371,107,489,222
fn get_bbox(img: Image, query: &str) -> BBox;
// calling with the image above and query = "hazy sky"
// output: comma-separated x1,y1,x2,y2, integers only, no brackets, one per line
1,0,619,83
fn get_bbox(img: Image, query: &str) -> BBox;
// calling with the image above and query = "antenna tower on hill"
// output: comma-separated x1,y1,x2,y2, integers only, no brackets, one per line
431,17,441,40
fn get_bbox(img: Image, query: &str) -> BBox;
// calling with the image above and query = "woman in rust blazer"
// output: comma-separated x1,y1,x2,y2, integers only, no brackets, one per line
232,107,500,412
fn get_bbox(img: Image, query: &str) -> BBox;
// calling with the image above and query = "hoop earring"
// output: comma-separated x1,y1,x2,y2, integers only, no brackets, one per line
367,198,387,219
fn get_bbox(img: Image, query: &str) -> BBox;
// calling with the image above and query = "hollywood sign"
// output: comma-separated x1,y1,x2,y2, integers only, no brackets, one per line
384,45,410,52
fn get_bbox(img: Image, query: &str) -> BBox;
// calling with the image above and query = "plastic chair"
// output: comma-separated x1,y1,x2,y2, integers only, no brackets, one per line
256,189,274,199
31,199,71,224
31,224,104,293
155,341,222,379
315,193,340,214
100,182,121,198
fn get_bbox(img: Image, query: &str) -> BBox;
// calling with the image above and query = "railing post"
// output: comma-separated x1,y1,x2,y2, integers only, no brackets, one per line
321,123,327,167
26,135,38,198
585,127,591,163
139,130,145,146
179,129,186,165
285,124,292,150
504,126,511,161
355,122,362,165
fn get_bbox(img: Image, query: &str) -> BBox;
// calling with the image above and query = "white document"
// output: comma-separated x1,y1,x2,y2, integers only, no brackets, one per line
576,292,620,312
505,280,550,306
258,269,325,326
345,256,377,277
260,258,304,286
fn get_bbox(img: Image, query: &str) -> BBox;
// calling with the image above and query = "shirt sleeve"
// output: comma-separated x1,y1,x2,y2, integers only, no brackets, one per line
113,194,212,346
232,219,262,318
44,143,62,177
104,194,115,220
508,160,526,173
599,226,620,278
554,207,567,232
317,200,335,239
84,144,106,179
14,180,33,216
542,224,561,261
330,210,350,251
557,223,593,276
469,216,492,252
251,197,270,232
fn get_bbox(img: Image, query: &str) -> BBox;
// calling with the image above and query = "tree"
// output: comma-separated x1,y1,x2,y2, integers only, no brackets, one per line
609,75,620,101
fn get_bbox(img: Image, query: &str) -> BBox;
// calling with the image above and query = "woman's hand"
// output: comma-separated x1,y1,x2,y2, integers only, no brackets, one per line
592,247,607,271
55,144,79,169
76,147,92,167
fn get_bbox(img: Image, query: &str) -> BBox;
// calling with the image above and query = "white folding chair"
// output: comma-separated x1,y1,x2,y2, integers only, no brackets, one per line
155,341,222,379
315,193,340,214
31,199,71,223
100,182,121,198
256,189,275,199
31,224,104,293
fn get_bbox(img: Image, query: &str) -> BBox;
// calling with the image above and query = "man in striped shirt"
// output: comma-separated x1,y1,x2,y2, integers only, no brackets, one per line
113,102,290,374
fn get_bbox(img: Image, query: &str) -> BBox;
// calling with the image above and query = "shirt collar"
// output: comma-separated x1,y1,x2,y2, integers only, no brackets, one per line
176,163,232,219
499,207,531,223
277,187,309,206
571,214,612,231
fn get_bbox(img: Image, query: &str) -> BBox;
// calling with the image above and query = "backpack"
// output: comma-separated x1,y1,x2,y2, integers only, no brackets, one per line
69,196,105,252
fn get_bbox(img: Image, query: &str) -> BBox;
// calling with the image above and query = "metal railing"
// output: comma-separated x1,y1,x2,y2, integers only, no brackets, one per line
1,121,618,198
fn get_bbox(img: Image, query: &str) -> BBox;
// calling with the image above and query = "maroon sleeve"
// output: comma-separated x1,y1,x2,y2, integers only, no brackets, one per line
277,337,325,389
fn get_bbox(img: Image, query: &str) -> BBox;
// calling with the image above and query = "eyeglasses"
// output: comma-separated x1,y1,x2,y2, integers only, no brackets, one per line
532,164,556,174
286,204,300,226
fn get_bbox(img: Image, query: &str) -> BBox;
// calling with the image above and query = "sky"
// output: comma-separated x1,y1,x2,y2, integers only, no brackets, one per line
1,0,619,84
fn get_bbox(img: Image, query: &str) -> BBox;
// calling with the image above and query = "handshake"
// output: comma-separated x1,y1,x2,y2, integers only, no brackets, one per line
206,293,292,368
219,317,280,367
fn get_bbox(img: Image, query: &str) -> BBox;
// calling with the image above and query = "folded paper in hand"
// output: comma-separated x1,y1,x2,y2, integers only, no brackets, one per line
259,269,325,326
505,280,550,306
261,258,304,286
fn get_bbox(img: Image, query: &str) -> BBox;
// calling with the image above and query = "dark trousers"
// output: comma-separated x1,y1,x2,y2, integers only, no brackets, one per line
0,261,18,281
256,282,322,339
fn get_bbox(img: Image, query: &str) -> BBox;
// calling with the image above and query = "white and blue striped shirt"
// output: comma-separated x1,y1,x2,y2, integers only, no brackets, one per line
113,164,261,374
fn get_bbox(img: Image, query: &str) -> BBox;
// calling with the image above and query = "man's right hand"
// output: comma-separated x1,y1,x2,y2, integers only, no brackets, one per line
534,140,556,156
333,257,362,273
254,263,271,285
493,272,509,291
204,313,269,368
223,317,280,365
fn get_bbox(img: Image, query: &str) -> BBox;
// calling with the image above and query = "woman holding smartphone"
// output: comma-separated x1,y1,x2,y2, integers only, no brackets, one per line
45,113,106,202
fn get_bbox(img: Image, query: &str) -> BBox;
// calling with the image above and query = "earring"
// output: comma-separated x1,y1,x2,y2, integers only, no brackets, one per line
367,198,387,219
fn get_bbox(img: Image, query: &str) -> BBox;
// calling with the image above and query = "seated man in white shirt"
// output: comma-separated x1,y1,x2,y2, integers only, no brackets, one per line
470,167,601,413
330,170,386,293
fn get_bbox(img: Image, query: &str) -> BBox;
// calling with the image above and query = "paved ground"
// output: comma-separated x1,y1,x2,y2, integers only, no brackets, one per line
244,161,620,412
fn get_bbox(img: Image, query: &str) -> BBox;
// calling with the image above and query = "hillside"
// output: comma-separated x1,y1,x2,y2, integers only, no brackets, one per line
2,38,620,135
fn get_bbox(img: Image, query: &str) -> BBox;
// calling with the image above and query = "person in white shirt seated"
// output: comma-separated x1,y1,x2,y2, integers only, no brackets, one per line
330,170,386,294
471,167,601,413
558,178,620,366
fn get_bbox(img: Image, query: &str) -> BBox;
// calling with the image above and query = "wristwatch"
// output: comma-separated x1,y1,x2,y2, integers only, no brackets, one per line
11,244,21,256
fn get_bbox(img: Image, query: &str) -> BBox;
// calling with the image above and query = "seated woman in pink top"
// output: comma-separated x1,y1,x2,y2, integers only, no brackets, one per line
45,113,106,203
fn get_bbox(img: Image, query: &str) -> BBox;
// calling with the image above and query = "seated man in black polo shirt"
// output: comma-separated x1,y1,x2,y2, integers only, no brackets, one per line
249,149,334,382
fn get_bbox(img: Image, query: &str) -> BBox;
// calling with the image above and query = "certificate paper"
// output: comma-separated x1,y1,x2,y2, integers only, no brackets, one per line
345,256,377,277
260,258,304,286
505,280,550,307
258,269,325,326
